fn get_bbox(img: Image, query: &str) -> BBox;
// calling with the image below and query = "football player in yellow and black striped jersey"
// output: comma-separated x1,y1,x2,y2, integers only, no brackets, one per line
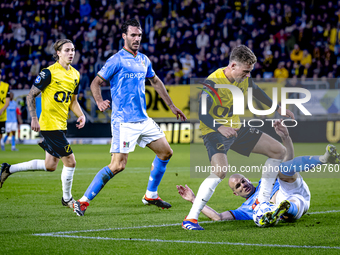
0,39,85,209
182,45,295,230
0,70,11,150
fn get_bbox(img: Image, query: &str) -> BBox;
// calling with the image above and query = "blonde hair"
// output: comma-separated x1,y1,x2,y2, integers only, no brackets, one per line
230,45,257,65
53,39,73,61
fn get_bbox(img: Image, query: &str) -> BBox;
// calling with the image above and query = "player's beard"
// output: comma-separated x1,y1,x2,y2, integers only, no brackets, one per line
128,40,139,53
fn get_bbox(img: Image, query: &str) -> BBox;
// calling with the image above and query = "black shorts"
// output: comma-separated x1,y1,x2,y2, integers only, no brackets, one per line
39,130,73,158
0,121,5,134
203,126,263,161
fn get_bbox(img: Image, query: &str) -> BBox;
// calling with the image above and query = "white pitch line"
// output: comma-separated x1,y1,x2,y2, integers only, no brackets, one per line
32,234,340,250
308,210,340,215
33,209,340,236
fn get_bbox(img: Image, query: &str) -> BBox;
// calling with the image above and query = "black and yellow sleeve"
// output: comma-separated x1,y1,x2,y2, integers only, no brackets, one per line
33,69,52,91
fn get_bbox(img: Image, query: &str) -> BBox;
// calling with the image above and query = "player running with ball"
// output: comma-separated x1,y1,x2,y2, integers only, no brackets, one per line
73,19,186,216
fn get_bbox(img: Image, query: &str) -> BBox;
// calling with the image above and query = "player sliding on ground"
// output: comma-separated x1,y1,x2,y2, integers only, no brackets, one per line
72,19,186,216
177,121,339,229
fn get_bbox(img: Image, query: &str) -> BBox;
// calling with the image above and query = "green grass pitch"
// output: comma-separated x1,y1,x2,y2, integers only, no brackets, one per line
0,143,340,254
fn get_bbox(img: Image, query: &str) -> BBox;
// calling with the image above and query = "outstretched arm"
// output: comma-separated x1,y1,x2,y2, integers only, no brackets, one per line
149,75,187,121
274,119,294,161
90,76,111,112
176,184,234,221
26,86,41,132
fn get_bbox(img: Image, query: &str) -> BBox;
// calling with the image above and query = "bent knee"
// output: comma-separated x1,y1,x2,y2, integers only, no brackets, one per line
158,148,173,161
46,166,57,172
270,144,286,160
108,162,126,174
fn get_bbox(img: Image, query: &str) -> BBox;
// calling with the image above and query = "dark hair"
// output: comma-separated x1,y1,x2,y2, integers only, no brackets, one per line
53,39,73,61
121,19,142,34
230,45,257,65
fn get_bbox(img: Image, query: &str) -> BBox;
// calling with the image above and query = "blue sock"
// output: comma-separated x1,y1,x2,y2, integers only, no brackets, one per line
3,135,8,143
11,135,15,147
287,202,298,217
147,156,169,192
280,156,322,176
84,166,114,200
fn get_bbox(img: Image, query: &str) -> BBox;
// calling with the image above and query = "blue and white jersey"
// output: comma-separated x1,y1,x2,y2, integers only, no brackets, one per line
6,101,17,123
229,179,280,220
97,47,156,123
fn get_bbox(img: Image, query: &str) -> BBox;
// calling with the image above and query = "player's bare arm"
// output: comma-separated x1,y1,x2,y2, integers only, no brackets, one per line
274,120,294,162
149,75,187,121
70,94,86,129
90,76,110,112
277,106,295,120
176,184,235,221
26,85,42,132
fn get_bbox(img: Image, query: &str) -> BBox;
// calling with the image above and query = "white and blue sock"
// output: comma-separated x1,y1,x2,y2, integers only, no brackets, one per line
145,156,169,199
287,202,299,217
83,166,114,201
3,135,8,144
11,135,15,147
280,156,322,176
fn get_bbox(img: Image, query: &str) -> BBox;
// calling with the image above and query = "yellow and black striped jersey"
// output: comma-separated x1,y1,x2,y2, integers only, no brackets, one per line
199,67,250,135
0,81,10,122
33,62,80,131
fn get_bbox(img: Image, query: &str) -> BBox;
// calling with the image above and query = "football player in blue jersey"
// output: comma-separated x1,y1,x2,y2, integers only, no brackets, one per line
178,121,339,228
73,19,186,216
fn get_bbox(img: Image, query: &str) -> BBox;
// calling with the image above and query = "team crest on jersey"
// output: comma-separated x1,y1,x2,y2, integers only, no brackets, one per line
127,61,131,67
123,141,129,148
35,76,41,84
64,145,71,153
141,60,146,68
216,143,225,150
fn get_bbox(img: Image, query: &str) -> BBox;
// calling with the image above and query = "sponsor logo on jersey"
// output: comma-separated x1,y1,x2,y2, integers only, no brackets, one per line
39,71,46,79
123,141,129,148
124,72,145,79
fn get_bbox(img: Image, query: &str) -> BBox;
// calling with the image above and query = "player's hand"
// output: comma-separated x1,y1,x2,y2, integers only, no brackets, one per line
31,117,40,132
217,126,239,138
274,119,289,138
169,104,187,121
76,115,86,129
97,100,110,112
277,107,295,120
176,184,195,203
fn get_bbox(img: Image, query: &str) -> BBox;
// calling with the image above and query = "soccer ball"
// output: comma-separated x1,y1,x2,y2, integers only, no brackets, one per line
253,201,276,227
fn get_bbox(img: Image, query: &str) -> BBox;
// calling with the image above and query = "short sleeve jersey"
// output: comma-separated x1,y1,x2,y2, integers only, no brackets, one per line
229,179,280,220
33,62,80,131
97,47,155,123
6,100,17,123
0,81,10,122
199,68,250,135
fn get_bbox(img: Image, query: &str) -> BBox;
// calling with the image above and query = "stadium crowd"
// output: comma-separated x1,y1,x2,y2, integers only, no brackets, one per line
0,0,340,90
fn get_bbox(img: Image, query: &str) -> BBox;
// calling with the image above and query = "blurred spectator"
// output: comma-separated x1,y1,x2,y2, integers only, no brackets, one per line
290,44,303,63
196,29,209,50
30,58,41,77
274,61,289,82
301,50,312,67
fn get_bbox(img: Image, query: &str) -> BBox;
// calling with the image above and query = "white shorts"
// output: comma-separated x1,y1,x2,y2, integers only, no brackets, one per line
5,122,18,133
275,174,311,219
110,118,165,153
